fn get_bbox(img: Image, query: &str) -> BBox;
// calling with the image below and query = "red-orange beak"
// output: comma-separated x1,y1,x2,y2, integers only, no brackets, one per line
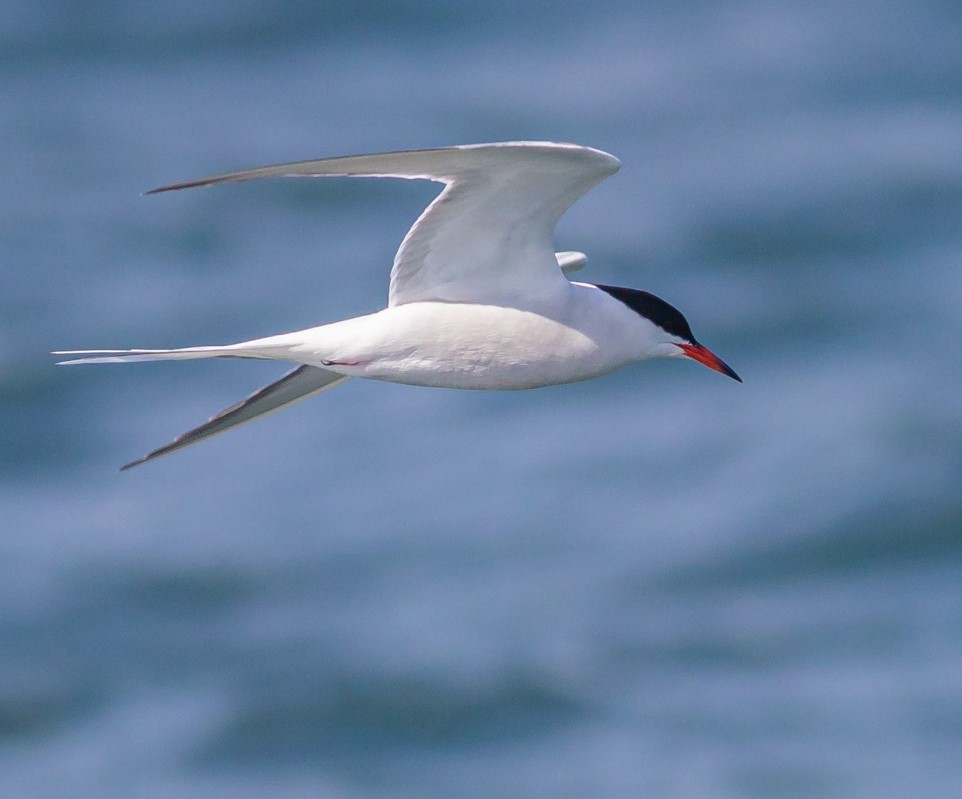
677,343,742,382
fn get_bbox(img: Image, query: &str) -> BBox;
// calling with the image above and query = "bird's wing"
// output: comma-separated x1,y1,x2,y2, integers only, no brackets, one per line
555,251,588,275
121,365,348,470
148,141,619,306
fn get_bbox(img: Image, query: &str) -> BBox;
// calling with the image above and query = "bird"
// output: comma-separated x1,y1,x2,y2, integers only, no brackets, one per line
55,141,740,470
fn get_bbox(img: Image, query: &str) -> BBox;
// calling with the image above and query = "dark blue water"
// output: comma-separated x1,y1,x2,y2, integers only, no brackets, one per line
2,1,961,796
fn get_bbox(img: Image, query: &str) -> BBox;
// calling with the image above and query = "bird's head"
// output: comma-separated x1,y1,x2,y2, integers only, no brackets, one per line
596,284,742,382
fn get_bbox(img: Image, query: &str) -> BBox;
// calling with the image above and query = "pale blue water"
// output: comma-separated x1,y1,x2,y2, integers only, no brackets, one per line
2,1,961,797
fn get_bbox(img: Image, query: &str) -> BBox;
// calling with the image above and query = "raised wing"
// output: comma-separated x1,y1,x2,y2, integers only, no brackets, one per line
121,365,348,470
148,142,619,306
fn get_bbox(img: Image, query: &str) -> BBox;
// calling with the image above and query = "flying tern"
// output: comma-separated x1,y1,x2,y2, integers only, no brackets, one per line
55,141,741,469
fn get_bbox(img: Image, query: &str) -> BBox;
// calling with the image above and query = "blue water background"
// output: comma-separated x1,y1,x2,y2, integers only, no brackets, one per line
2,1,961,796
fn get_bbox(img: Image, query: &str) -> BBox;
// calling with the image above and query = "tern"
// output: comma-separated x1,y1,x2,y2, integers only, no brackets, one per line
55,141,740,469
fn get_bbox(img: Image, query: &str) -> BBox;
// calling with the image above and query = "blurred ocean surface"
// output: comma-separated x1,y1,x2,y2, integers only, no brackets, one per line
2,1,961,797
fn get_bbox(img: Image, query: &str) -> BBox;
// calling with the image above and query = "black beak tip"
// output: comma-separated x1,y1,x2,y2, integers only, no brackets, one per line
723,363,743,383
703,345,742,383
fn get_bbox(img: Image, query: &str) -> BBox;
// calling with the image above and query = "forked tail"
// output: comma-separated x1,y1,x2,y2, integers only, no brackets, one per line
53,343,256,365
53,345,349,469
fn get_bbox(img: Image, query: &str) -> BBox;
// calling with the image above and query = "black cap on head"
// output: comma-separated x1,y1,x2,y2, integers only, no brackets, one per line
596,283,742,381
595,284,696,342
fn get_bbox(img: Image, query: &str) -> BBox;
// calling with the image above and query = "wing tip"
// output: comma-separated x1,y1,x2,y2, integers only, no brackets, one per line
119,441,178,471
145,178,216,195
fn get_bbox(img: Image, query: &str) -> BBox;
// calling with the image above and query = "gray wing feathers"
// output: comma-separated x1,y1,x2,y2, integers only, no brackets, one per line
121,365,348,470
383,145,617,304
145,144,491,195
145,142,619,306
145,141,617,194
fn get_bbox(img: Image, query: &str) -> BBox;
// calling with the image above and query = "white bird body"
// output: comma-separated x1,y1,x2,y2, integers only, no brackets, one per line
239,285,659,389
84,285,659,389
56,141,739,468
